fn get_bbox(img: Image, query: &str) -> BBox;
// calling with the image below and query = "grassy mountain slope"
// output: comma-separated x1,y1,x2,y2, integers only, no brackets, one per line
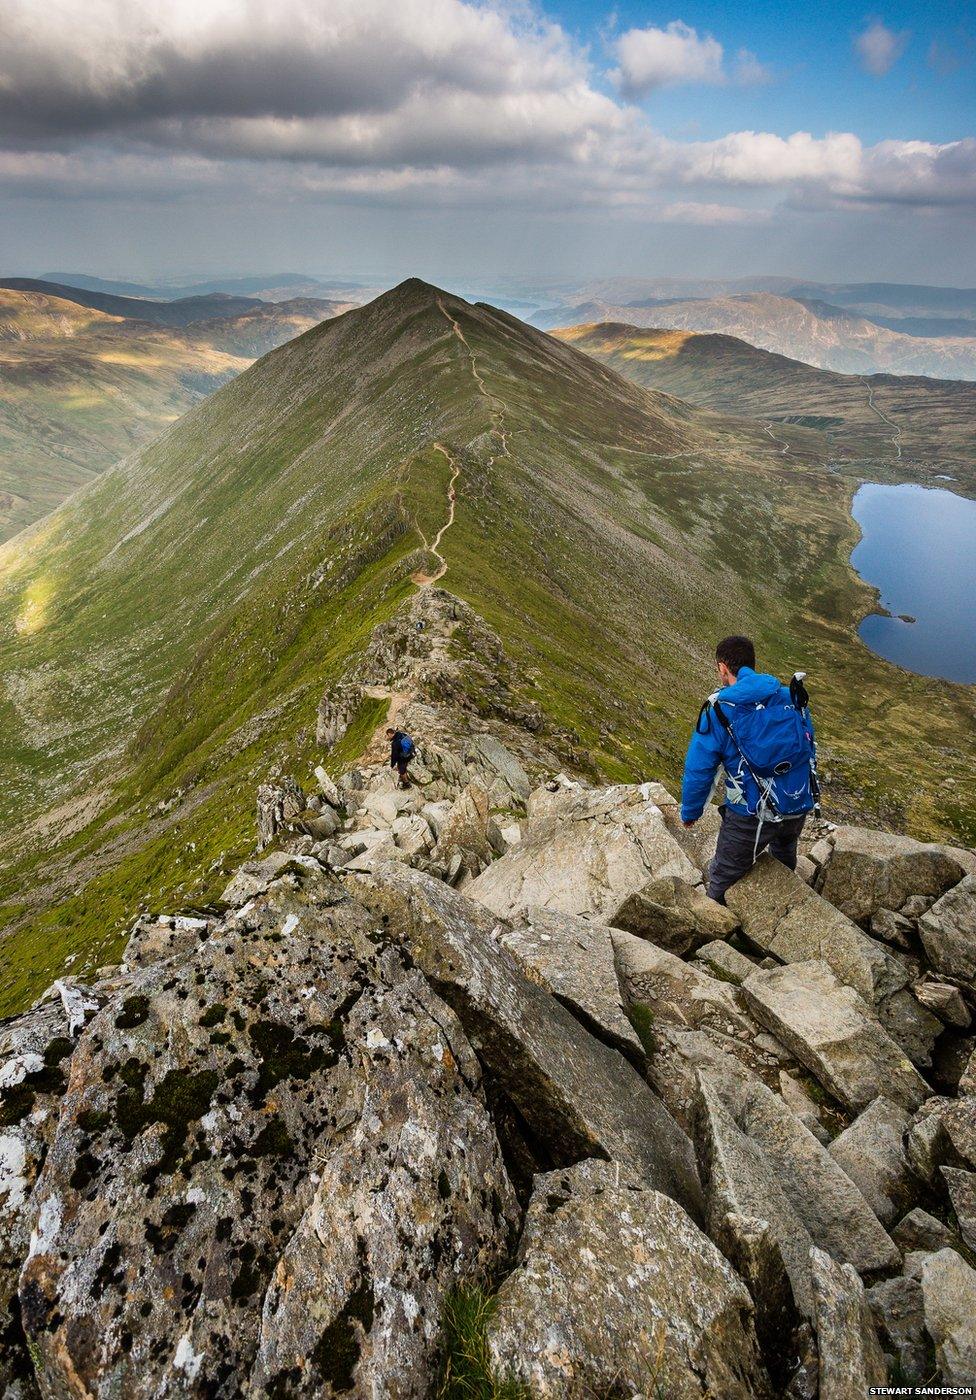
0,277,267,326
534,293,976,379
554,323,976,496
0,289,347,541
1,279,973,1015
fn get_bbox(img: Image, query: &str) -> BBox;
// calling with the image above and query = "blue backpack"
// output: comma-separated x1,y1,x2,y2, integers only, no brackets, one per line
399,733,415,759
709,675,819,819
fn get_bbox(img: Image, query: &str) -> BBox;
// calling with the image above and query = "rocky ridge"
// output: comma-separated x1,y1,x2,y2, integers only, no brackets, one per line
3,588,976,1396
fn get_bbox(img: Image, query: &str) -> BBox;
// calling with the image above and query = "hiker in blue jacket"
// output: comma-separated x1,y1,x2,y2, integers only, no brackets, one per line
680,635,819,904
387,726,416,789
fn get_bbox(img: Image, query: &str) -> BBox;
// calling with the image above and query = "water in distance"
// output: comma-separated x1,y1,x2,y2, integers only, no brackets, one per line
851,482,976,686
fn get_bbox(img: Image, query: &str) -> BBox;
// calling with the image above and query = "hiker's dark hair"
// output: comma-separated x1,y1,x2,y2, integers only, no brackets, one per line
385,726,396,735
715,635,756,675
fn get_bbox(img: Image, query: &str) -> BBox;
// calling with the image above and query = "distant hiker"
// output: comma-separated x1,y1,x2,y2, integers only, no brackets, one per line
680,635,819,904
387,727,416,788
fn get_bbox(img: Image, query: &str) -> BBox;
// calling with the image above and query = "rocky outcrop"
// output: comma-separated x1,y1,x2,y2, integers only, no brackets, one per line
816,825,970,924
467,782,700,921
810,1247,887,1398
919,874,976,986
486,1159,771,1399
611,873,737,955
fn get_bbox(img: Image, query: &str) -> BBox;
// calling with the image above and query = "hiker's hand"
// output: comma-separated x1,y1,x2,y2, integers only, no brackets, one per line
682,818,697,828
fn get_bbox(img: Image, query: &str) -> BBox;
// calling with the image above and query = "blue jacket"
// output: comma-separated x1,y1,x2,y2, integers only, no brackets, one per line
680,667,816,822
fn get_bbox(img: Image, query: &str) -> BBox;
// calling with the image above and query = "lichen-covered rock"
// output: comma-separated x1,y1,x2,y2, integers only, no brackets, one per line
433,779,494,873
817,826,969,925
913,979,971,1028
499,907,643,1061
827,1096,915,1226
919,875,976,986
461,734,531,808
941,1167,976,1252
18,870,515,1397
611,874,737,955
1,996,94,1395
467,783,700,922
486,1159,771,1399
726,855,908,1005
920,1247,976,1385
891,1207,952,1253
809,1247,887,1399
355,865,704,1219
741,960,929,1113
694,939,758,985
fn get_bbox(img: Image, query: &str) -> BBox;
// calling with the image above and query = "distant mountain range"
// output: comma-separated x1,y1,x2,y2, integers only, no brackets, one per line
533,291,976,378
554,323,976,484
2,279,973,1012
0,284,353,541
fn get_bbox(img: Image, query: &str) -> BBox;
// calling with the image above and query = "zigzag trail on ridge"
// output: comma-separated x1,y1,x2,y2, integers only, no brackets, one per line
860,376,903,461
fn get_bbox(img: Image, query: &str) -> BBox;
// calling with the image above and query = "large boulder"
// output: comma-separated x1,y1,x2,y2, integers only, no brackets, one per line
486,1159,771,1399
461,734,531,808
466,783,700,922
809,1247,887,1399
919,875,976,986
432,779,495,873
18,872,515,1397
611,875,737,956
741,960,930,1113
725,855,908,1005
499,908,643,1061
919,1248,976,1385
941,1167,976,1253
827,1096,915,1226
817,826,969,924
354,865,704,1219
865,1276,930,1385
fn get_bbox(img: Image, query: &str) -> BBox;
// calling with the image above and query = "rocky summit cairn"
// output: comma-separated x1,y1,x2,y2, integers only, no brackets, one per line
2,588,976,1396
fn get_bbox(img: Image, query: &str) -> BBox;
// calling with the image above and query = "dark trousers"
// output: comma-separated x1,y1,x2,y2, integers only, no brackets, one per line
707,806,807,904
394,759,412,786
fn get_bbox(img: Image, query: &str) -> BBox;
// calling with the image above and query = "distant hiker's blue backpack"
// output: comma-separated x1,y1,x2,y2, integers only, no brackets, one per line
703,674,819,820
399,733,415,759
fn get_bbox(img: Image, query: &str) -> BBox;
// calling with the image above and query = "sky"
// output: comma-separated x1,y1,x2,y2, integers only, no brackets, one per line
0,0,974,287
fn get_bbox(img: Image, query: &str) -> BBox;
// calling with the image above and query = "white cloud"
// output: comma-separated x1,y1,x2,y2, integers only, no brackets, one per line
855,19,910,76
0,0,970,222
611,21,725,96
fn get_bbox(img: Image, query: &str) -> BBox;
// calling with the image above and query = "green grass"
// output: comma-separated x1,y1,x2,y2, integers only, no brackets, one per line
435,1286,531,1400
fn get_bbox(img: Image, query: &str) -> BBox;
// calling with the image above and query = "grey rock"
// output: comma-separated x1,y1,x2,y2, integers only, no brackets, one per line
809,1247,887,1399
870,908,915,951
742,960,930,1113
942,1167,976,1252
914,979,971,1028
419,800,452,840
434,779,495,871
486,1159,771,1400
391,813,434,859
613,930,791,1128
892,1207,952,1253
356,865,704,1219
906,1098,953,1183
315,680,364,748
499,907,643,1061
697,1063,899,1277
462,734,531,807
657,793,722,877
611,875,737,956
942,1097,976,1168
920,1248,976,1385
919,875,976,986
295,806,340,841
20,872,517,1396
695,1074,817,1317
467,783,700,922
726,855,908,1005
876,987,942,1069
901,893,936,919
719,1213,803,1388
817,825,968,924
865,1276,930,1386
256,775,305,848
827,1096,914,1226
779,1070,831,1143
694,939,758,985
312,763,344,809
